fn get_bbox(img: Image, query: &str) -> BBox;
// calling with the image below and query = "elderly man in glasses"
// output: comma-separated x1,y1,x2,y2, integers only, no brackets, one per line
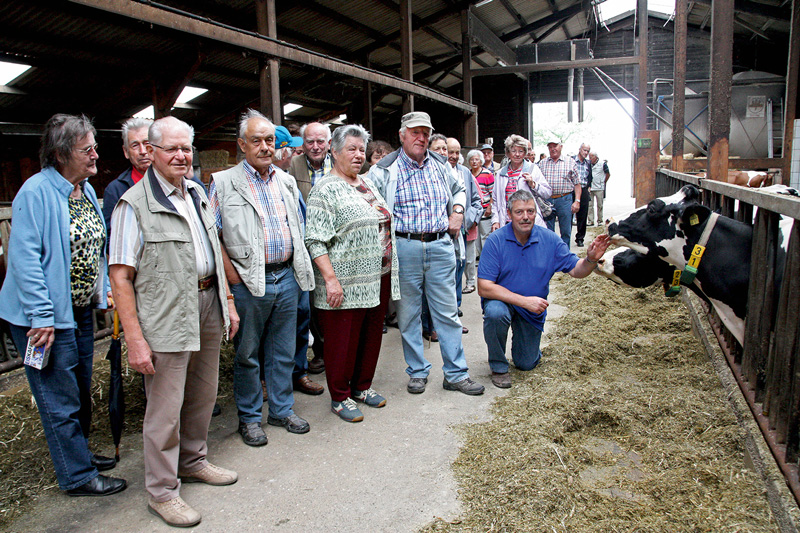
109,116,240,528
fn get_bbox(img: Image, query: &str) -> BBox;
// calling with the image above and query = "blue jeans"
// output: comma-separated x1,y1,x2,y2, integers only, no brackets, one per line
396,236,469,383
294,291,311,380
232,267,299,422
482,300,542,374
545,194,574,247
9,305,98,490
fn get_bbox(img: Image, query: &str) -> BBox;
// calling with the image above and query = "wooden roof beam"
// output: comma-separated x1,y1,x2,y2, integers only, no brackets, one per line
67,0,475,113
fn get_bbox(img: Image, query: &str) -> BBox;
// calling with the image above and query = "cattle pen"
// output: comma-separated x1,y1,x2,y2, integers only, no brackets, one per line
656,168,800,508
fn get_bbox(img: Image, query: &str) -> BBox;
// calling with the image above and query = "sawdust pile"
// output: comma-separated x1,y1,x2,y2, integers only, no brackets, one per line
0,340,236,528
424,271,777,532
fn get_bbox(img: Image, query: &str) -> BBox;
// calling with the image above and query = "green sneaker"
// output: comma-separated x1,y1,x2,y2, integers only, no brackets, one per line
331,398,364,422
353,388,386,408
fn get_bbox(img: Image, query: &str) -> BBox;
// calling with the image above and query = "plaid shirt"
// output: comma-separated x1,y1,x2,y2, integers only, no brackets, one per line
393,150,449,233
537,156,579,196
573,156,591,187
308,153,332,186
210,161,293,264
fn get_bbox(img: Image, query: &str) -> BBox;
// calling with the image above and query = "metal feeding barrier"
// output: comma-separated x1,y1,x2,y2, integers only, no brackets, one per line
657,168,800,506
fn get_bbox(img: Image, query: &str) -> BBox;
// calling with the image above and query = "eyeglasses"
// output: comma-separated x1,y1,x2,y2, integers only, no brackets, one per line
75,143,99,155
151,144,194,155
509,149,526,155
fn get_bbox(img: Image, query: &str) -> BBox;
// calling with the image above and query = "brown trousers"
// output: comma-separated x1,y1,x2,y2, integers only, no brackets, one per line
143,288,222,502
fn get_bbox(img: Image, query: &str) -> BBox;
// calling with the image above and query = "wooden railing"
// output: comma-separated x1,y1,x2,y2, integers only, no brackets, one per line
657,168,800,503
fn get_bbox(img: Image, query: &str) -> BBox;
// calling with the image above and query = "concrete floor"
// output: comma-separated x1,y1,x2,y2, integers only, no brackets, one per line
9,191,635,533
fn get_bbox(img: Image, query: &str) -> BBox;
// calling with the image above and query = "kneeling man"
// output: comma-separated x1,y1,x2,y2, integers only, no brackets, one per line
477,190,609,388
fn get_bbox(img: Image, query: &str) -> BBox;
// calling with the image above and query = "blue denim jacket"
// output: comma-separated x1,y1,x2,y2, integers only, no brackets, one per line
0,167,109,329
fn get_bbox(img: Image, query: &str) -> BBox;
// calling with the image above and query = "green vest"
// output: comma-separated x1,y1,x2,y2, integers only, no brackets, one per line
119,168,229,352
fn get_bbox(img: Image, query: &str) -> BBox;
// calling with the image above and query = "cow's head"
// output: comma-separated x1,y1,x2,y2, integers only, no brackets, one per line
594,247,676,288
606,185,708,268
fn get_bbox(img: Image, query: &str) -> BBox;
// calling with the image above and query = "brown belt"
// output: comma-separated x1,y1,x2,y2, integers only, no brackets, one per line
550,192,572,199
198,276,215,291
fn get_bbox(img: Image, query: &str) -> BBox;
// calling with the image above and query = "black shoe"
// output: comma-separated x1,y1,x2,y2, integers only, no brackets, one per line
307,355,325,374
267,413,310,434
238,422,268,447
458,309,463,317
382,325,388,334
407,377,428,394
212,403,222,417
576,240,584,247
90,453,117,472
66,475,127,497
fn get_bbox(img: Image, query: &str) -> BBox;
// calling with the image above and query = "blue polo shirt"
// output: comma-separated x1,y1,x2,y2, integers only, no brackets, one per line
477,224,578,330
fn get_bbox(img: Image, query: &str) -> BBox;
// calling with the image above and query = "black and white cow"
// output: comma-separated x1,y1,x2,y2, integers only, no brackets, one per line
606,185,752,342
595,247,675,288
600,184,796,344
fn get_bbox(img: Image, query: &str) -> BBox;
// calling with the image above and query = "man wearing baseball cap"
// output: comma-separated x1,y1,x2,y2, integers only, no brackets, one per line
537,139,580,247
480,143,500,176
368,111,485,396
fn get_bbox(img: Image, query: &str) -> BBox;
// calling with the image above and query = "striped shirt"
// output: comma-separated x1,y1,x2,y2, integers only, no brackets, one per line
393,150,449,233
537,156,579,196
209,160,293,264
109,170,216,278
573,156,591,187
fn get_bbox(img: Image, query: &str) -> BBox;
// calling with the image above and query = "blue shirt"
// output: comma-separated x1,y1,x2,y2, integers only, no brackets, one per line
477,224,578,330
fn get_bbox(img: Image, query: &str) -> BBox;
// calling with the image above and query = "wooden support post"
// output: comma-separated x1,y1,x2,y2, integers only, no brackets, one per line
708,0,734,183
634,131,660,207
783,0,799,185
636,0,649,130
256,0,281,125
400,0,414,114
461,9,477,145
671,0,687,172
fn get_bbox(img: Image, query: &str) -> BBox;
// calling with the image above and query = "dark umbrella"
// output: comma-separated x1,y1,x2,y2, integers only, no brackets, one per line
106,310,124,462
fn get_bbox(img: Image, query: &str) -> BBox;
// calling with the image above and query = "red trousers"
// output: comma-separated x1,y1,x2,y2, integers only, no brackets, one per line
317,275,390,402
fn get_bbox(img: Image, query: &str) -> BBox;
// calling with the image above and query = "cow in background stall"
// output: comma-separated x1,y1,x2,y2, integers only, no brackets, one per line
696,170,779,188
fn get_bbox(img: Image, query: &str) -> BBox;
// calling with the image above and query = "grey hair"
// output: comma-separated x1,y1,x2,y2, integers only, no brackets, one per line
330,124,370,154
429,133,447,146
121,117,153,146
238,109,272,140
504,134,528,155
39,113,96,168
149,116,194,146
300,122,332,142
589,151,598,158
466,149,484,164
273,146,292,161
507,189,535,211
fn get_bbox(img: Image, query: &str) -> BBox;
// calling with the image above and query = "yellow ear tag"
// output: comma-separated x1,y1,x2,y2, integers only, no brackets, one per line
690,214,699,226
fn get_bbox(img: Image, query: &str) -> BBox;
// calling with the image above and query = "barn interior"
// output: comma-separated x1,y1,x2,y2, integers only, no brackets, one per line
0,0,796,202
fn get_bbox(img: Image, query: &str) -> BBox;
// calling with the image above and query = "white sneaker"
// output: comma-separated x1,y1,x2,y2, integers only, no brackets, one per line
148,496,201,527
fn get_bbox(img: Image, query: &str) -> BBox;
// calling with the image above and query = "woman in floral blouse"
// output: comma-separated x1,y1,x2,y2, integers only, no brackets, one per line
305,124,400,423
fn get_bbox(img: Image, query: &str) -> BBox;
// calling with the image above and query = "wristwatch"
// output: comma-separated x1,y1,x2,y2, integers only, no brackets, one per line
453,205,465,215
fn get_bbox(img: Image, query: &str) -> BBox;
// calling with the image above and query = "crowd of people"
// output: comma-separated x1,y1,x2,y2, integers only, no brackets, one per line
0,109,612,527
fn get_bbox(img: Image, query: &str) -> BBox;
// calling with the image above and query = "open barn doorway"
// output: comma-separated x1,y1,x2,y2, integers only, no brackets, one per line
532,98,636,221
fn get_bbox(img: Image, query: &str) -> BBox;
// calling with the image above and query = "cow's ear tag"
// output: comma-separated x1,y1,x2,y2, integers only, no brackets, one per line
689,214,699,225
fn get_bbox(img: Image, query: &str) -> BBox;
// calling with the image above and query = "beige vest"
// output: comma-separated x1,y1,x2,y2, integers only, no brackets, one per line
119,168,229,352
211,161,314,296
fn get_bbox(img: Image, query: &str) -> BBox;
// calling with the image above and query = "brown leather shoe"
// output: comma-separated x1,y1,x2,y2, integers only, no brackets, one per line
294,375,325,395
